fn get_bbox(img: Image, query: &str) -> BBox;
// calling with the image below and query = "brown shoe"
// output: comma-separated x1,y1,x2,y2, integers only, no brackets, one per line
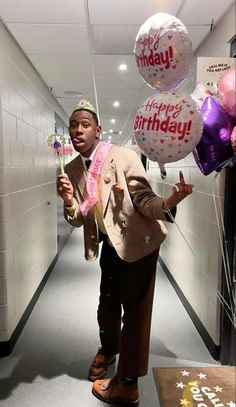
92,376,139,405
88,349,116,381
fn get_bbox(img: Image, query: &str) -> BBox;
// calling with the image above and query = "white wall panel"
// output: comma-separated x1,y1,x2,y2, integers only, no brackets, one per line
0,20,66,341
178,0,234,25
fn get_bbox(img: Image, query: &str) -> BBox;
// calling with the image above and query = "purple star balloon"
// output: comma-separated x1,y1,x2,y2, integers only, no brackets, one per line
193,96,234,175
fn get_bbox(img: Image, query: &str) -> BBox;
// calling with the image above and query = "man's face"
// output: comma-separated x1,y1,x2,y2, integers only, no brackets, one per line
68,110,101,157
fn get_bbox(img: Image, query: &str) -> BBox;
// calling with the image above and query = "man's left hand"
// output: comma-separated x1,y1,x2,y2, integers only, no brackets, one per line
164,171,193,209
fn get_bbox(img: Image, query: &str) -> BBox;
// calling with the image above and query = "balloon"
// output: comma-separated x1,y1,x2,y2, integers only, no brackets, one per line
193,97,234,175
133,93,202,172
134,13,193,91
191,82,220,109
231,126,236,155
217,68,236,117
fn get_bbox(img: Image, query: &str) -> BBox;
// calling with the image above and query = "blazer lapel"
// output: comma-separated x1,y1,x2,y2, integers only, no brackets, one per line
71,155,87,200
100,153,115,215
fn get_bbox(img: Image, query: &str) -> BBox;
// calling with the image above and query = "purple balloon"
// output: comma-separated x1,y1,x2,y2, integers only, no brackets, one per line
193,96,234,175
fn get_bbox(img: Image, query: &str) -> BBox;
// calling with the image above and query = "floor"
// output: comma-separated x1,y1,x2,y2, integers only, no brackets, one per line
0,228,218,406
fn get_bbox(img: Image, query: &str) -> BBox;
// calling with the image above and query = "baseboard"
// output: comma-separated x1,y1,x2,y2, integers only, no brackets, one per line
0,254,58,358
158,256,220,361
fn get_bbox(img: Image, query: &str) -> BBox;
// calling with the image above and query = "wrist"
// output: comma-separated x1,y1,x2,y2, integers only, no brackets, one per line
64,198,76,215
163,197,174,211
64,198,75,207
162,199,170,211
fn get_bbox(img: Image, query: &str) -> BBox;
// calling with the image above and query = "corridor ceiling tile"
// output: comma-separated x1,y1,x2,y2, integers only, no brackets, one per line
0,0,86,24
7,23,89,55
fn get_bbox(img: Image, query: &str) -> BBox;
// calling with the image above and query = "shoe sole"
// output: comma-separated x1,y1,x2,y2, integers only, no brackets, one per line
88,355,116,382
92,387,139,406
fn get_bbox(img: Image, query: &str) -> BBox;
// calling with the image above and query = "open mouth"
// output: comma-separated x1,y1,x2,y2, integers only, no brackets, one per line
72,137,86,148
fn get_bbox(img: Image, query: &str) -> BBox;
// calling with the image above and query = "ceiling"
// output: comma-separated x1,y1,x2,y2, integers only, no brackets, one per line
0,0,234,145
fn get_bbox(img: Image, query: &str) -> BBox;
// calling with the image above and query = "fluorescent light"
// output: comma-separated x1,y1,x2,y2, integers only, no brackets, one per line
118,64,128,71
110,119,116,124
113,101,120,108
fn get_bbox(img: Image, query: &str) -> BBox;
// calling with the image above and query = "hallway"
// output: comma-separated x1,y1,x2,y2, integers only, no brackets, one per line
0,228,218,407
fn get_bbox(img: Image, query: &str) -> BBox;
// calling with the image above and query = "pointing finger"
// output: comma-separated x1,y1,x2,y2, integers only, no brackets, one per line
179,170,185,185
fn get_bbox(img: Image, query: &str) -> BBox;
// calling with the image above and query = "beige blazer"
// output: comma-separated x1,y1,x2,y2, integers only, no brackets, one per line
64,145,169,263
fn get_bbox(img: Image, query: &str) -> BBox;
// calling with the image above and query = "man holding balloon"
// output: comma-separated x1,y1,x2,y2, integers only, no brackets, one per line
57,99,193,405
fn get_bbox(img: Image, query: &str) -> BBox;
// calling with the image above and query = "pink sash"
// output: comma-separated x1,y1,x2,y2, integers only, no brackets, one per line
80,141,112,216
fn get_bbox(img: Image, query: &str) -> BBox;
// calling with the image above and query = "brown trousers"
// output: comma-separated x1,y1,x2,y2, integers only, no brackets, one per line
97,238,159,378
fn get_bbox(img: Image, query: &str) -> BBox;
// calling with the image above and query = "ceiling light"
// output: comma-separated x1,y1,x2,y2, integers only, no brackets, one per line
113,101,120,108
108,135,112,140
110,119,116,124
119,131,122,135
109,129,113,133
118,64,128,71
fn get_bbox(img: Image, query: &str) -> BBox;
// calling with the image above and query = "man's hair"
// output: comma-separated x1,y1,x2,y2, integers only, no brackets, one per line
72,108,99,126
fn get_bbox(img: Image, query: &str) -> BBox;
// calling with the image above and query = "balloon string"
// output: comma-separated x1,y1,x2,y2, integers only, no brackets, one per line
164,207,236,328
165,208,233,314
213,171,232,274
212,173,235,308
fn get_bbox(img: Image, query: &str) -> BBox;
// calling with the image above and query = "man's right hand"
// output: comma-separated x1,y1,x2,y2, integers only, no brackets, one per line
57,173,74,205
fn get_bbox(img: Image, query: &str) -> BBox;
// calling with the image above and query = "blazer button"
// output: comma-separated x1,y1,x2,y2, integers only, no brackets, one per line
144,235,150,244
104,176,111,184
91,234,96,240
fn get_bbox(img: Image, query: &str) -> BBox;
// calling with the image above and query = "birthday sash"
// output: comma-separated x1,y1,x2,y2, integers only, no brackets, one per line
80,141,112,216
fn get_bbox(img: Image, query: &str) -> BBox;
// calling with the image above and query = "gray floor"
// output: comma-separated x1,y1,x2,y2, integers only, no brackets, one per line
0,228,218,407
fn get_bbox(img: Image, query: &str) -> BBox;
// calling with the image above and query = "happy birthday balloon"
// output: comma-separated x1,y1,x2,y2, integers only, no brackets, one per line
193,97,234,175
134,13,193,91
217,68,236,118
133,93,202,171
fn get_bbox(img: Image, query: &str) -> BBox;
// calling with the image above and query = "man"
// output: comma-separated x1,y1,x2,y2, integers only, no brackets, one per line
57,100,193,406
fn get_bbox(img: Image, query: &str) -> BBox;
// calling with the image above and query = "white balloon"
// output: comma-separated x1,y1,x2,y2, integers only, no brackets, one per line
134,13,193,91
133,93,202,166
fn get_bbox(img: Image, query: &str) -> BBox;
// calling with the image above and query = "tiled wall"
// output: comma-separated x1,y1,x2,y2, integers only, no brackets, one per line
0,21,68,342
148,157,224,345
148,4,235,345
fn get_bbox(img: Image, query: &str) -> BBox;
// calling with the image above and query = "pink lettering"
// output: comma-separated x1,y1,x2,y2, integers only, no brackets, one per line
134,113,192,140
143,99,183,118
136,46,174,70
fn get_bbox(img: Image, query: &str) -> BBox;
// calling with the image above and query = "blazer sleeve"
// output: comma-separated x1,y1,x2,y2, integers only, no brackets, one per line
63,164,84,228
124,149,176,222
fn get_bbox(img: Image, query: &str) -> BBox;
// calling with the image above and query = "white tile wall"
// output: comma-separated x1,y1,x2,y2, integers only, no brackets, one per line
147,4,235,347
0,21,68,341
149,158,225,345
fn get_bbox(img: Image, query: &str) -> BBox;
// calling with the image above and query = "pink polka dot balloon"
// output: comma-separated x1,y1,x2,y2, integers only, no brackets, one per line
134,13,193,91
133,93,202,170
